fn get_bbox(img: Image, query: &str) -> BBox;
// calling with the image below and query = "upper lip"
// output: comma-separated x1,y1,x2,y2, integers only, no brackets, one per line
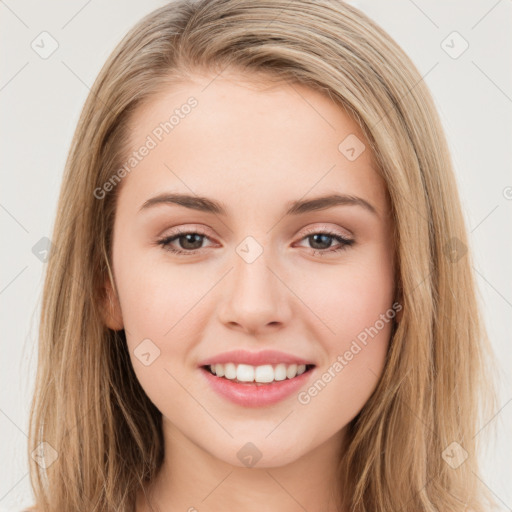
198,349,315,367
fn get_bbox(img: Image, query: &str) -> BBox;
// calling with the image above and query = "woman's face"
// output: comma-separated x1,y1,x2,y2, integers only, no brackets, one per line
104,71,396,468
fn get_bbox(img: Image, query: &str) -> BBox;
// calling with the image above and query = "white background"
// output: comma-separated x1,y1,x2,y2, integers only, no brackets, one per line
1,0,511,510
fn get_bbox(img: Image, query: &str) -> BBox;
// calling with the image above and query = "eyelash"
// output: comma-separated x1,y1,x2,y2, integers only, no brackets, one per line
156,226,355,256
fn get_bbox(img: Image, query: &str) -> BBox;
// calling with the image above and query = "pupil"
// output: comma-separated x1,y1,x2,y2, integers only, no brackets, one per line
181,234,203,250
310,234,331,250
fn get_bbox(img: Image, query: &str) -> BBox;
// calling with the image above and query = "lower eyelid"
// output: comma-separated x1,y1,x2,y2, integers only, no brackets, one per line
158,234,353,256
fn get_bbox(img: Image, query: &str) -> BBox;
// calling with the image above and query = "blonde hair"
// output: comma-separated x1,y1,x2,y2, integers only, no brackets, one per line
27,1,498,510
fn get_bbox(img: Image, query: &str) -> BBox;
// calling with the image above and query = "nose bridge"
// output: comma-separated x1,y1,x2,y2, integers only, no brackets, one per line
232,237,279,306
217,235,291,331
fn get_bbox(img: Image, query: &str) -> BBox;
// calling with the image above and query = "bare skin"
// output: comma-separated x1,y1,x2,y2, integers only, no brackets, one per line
102,70,397,512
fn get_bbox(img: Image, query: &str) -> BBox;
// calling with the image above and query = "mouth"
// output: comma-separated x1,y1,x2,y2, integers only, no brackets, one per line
199,362,317,407
201,363,316,386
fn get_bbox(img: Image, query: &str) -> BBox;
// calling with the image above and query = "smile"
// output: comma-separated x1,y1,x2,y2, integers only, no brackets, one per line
200,364,316,407
205,362,314,384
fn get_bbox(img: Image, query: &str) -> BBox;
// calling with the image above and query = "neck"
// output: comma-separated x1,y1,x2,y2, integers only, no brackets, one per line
136,419,348,512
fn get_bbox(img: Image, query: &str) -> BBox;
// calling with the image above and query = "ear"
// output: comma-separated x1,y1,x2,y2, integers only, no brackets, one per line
100,273,124,331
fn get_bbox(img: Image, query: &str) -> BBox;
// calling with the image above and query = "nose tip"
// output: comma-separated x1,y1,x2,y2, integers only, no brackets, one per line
216,255,292,334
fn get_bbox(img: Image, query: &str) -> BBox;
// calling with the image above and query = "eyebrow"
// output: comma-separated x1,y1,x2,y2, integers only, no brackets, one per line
139,192,378,217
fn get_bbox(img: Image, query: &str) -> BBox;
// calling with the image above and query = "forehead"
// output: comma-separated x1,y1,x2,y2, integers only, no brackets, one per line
118,72,388,218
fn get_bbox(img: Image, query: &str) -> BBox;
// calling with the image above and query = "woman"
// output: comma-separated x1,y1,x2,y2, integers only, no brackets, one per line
26,1,497,510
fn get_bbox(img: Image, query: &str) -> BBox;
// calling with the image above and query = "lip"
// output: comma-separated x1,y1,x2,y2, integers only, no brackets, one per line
199,365,316,407
197,349,314,367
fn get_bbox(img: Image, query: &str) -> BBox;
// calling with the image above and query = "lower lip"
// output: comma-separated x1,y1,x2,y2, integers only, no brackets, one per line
199,366,315,407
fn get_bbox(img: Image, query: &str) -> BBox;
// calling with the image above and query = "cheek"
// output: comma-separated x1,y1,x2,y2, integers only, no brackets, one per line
115,259,204,412
114,247,198,339
294,267,394,432
296,254,395,342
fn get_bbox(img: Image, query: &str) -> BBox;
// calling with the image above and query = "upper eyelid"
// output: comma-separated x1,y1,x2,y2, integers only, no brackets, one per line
300,225,353,238
160,225,353,249
161,224,352,240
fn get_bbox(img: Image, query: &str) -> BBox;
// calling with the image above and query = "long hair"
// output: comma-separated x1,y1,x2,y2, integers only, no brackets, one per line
27,1,498,510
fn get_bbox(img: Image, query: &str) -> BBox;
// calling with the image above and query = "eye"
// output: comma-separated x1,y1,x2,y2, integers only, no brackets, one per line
156,226,355,256
295,227,355,256
156,227,215,255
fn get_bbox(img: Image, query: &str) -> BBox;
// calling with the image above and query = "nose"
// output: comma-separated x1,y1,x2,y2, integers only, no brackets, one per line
217,247,292,335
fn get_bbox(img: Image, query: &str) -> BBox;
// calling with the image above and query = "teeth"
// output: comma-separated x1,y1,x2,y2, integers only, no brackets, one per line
286,364,297,379
237,364,254,382
215,363,225,378
208,362,309,383
224,363,237,380
274,364,287,381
